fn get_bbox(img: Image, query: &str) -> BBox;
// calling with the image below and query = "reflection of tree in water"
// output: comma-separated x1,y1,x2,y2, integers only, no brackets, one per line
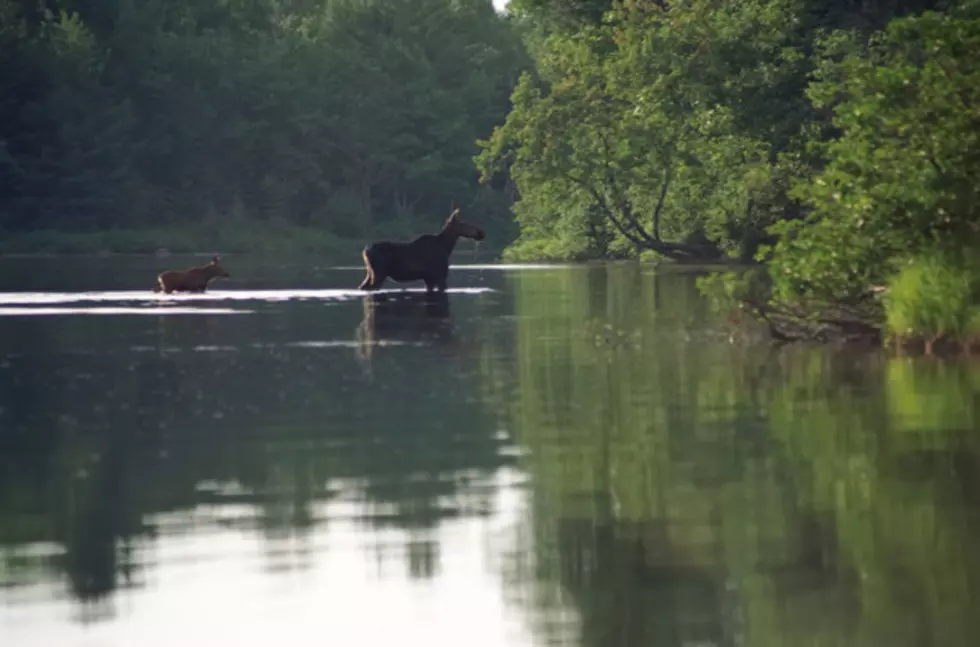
506,459,746,647
1,345,161,608
58,426,146,604
0,291,505,605
498,265,980,647
348,290,506,578
549,517,737,647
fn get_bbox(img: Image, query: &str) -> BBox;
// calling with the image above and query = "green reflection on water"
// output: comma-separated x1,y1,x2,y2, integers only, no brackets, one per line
499,264,980,647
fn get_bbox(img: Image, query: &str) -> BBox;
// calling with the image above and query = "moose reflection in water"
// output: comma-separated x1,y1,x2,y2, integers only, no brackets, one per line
358,208,485,293
355,292,458,364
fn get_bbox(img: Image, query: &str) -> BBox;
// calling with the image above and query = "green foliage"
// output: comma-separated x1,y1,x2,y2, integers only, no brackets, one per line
695,264,772,315
768,5,980,302
477,0,856,262
883,251,980,342
0,0,529,249
507,0,614,30
482,0,980,325
1,3,141,230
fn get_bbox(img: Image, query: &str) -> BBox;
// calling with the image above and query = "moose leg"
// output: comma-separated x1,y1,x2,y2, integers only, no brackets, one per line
424,279,447,293
359,271,374,290
430,267,449,293
359,249,378,290
362,270,387,291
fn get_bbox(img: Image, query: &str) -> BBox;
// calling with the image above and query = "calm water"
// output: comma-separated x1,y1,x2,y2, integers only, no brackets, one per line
1,257,979,647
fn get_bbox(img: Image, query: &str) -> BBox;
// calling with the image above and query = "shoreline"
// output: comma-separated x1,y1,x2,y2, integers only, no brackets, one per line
3,242,976,358
0,226,506,261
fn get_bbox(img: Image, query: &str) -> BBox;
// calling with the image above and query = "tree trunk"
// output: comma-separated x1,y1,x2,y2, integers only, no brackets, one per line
590,189,724,262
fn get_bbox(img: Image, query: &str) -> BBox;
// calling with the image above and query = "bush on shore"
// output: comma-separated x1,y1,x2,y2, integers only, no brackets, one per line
883,252,980,354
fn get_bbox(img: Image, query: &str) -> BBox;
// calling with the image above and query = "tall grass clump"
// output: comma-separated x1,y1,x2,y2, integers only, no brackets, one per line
883,251,980,352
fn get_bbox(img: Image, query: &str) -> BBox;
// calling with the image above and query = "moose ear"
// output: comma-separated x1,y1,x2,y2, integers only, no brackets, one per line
449,208,460,220
211,255,220,264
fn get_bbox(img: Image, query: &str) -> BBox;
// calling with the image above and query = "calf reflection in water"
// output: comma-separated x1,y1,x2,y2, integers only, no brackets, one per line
355,292,458,365
358,208,485,293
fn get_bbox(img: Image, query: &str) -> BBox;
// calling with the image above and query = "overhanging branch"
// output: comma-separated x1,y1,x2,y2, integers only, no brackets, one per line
568,168,652,247
597,136,656,245
568,164,721,261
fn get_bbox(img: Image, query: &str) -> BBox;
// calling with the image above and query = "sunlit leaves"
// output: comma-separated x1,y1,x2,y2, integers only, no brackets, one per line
477,0,852,262
770,7,980,301
478,2,796,260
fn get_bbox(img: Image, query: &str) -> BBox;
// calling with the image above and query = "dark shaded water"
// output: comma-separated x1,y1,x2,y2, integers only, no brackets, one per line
1,257,979,646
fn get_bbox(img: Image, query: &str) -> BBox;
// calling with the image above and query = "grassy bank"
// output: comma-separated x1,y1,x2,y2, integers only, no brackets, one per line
697,251,980,357
883,253,980,355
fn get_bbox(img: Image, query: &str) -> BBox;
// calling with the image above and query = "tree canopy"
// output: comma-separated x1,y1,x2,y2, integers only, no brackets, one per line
0,0,528,249
768,2,980,302
478,0,979,343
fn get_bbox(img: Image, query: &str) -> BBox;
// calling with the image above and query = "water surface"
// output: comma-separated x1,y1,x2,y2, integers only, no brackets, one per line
1,257,978,647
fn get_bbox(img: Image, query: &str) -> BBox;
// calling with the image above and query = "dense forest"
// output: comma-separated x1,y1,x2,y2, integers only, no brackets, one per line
479,0,980,347
0,0,527,252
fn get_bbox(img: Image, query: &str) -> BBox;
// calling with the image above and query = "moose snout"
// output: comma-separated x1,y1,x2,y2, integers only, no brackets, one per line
474,230,486,241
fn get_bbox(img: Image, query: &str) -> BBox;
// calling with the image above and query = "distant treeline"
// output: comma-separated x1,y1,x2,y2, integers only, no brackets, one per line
0,0,528,247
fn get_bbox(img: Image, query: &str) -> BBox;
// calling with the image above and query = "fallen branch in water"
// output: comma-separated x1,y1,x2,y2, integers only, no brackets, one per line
741,295,884,345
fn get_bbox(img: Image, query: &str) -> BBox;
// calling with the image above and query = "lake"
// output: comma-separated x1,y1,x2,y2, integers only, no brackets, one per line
1,256,978,647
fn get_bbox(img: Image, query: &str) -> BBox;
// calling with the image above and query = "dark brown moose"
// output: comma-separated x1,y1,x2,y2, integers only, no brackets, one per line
152,256,230,294
358,208,485,293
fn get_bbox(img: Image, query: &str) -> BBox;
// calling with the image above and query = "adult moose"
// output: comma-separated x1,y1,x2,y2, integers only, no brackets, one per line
152,256,230,294
358,208,485,293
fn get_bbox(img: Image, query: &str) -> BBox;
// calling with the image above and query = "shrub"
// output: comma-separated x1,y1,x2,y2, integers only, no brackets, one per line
883,252,980,345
